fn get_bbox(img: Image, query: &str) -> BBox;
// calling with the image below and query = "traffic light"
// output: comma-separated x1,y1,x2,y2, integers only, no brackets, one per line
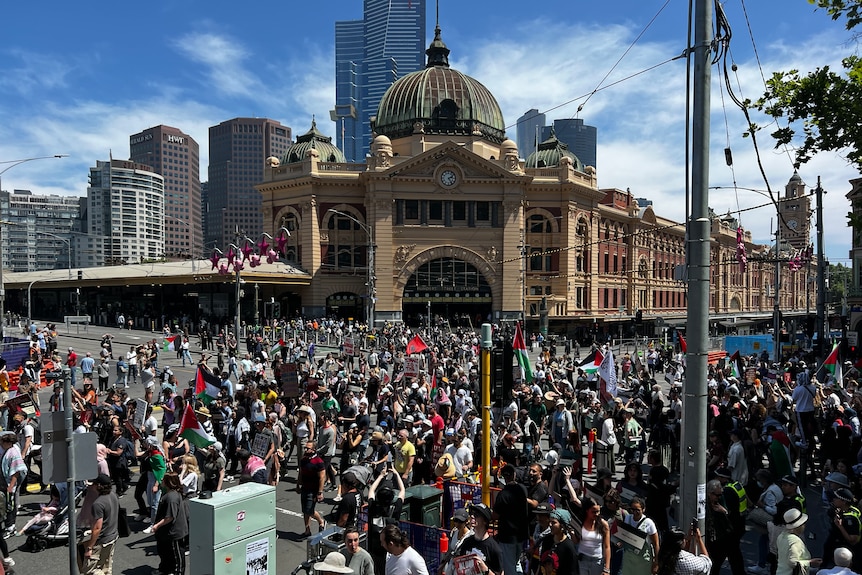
272,302,281,318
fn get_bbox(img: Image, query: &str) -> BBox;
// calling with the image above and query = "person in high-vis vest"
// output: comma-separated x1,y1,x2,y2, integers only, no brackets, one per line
822,488,861,572
710,469,747,575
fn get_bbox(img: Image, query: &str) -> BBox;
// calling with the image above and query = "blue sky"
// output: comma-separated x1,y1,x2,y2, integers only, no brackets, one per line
0,0,857,262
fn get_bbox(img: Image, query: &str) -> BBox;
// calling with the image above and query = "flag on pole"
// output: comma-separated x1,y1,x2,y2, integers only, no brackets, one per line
178,403,216,449
271,338,285,356
679,334,687,353
406,334,428,355
430,372,439,400
578,349,603,374
820,343,842,384
513,322,534,383
598,347,618,397
195,366,221,405
162,335,178,352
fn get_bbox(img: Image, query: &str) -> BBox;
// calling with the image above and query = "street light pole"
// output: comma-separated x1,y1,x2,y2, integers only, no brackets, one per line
37,231,72,279
327,209,375,329
0,154,68,338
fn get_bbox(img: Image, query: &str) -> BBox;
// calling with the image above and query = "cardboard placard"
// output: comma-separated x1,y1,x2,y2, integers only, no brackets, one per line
280,363,300,397
5,393,37,417
616,520,648,551
132,398,148,430
343,337,355,356
251,432,272,459
404,357,419,379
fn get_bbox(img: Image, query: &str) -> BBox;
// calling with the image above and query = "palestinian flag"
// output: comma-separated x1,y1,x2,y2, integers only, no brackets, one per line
820,343,842,384
406,334,428,355
430,372,438,400
163,335,178,352
632,344,644,375
271,338,285,356
513,322,533,383
195,366,221,405
578,349,603,374
178,403,215,449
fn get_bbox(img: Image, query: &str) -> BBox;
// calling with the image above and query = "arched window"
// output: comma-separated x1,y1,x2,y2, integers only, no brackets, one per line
324,210,367,271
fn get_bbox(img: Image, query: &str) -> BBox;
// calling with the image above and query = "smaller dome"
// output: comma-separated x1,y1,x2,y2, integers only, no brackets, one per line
501,139,518,153
281,118,345,164
373,134,392,147
525,128,583,171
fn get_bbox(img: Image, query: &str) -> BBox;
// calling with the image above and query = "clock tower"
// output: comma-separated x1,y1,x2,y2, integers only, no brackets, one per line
778,171,810,249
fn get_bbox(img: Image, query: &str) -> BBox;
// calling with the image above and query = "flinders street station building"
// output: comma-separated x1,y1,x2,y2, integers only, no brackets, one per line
258,27,815,337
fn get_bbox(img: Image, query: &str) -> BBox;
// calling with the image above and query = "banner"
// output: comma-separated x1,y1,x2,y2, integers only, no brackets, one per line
280,363,300,397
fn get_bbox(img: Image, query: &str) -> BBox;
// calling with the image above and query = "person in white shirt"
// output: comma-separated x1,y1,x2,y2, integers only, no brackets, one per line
381,524,429,575
817,548,858,575
727,428,749,486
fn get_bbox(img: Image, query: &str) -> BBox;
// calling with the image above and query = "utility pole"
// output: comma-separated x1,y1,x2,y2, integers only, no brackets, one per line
773,225,782,360
816,177,826,362
681,0,712,531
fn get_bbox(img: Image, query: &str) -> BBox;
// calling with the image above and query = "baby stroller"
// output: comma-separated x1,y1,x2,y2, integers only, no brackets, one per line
22,483,84,552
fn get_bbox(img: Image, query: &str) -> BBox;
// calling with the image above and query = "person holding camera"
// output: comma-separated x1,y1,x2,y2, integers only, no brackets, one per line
656,524,711,575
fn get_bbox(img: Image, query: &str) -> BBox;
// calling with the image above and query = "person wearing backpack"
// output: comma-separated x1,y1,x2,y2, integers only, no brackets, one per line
12,413,41,494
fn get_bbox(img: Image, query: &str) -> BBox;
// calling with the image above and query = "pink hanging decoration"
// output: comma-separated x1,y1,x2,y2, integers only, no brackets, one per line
218,262,230,275
257,236,270,255
736,227,747,272
276,231,288,255
210,251,221,270
266,248,278,264
241,241,254,261
249,254,261,267
226,246,236,262
232,258,244,272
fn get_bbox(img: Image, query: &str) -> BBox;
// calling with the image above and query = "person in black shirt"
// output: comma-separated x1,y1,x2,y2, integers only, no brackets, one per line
336,472,363,529
542,508,578,575
151,472,188,575
494,465,530,575
456,504,504,575
368,469,406,575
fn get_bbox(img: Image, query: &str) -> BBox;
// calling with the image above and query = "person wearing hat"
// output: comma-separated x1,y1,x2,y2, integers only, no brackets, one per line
527,503,553,575
775,475,806,529
314,550,355,575
439,508,474,575
79,473,120,575
452,503,502,575
341,527,374,575
550,398,574,451
776,509,820,575
201,441,226,493
823,488,862,571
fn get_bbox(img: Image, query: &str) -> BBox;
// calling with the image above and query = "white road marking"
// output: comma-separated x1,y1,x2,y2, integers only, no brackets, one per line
276,506,304,518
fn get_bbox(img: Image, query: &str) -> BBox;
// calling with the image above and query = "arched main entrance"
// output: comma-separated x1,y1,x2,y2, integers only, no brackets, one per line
401,257,492,327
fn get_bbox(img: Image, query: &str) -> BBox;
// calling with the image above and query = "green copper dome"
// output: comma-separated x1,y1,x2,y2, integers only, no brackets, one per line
372,26,505,144
281,119,346,164
525,128,584,171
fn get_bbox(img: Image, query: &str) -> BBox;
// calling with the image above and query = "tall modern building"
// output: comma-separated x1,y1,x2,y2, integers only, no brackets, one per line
129,125,200,259
333,0,426,162
515,108,546,158
87,159,164,265
0,189,81,272
204,118,292,250
541,118,597,170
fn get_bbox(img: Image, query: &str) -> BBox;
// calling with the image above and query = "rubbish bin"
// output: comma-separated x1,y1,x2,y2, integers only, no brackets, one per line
404,485,443,527
594,439,610,472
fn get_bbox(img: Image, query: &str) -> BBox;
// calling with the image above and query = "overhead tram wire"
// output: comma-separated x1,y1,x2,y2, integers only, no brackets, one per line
715,37,744,227
505,0,684,133
572,0,674,117
736,0,798,168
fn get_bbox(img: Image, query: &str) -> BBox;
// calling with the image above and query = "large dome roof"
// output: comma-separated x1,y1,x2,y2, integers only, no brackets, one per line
281,119,345,164
372,26,505,143
525,128,584,171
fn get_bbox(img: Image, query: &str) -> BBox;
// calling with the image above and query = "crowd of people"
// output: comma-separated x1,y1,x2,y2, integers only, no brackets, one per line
1,318,862,575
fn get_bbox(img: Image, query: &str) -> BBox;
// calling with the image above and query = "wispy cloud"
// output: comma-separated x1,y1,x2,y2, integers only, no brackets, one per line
0,48,82,96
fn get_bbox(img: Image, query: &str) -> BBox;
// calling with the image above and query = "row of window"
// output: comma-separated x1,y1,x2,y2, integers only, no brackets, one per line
393,200,498,227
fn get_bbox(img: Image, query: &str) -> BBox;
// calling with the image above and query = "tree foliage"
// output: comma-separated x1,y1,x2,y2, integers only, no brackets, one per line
754,0,862,171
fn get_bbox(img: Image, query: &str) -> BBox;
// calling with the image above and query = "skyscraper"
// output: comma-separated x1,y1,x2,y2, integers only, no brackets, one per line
0,189,81,272
516,109,546,158
333,0,426,162
87,159,164,265
541,118,597,170
204,118,291,250
129,125,200,259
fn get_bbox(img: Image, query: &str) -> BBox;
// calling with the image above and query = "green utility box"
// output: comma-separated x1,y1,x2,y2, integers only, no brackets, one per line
189,483,276,575
404,485,443,527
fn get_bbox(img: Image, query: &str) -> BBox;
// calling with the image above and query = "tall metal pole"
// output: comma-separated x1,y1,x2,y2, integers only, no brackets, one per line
816,177,826,361
774,226,782,360
368,229,375,330
681,0,712,531
480,323,492,505
64,361,78,575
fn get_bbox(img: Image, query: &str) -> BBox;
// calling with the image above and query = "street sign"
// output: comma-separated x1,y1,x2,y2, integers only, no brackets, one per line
40,412,99,483
848,332,858,347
